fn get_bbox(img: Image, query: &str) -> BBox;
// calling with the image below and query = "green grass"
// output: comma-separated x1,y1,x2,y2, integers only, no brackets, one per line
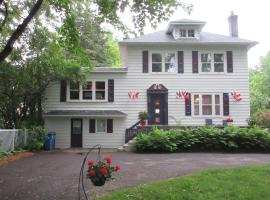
0,150,25,159
99,165,270,200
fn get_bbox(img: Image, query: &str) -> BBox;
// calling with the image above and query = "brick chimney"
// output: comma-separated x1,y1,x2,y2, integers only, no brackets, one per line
228,11,238,37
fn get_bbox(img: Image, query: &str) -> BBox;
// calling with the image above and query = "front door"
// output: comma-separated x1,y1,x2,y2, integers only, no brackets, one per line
71,119,82,147
148,93,168,125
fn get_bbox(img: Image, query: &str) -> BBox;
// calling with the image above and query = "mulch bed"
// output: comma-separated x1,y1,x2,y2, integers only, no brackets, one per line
0,152,34,167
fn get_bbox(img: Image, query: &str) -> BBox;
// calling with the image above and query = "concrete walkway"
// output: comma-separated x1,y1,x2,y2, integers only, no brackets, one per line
0,151,270,200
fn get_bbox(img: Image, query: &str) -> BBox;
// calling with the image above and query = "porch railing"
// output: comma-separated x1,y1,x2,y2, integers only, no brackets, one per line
125,121,141,143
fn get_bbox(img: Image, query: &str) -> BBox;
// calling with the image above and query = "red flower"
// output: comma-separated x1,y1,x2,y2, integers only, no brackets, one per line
88,160,94,167
226,117,233,122
89,170,96,176
104,157,112,165
100,168,108,175
115,165,121,171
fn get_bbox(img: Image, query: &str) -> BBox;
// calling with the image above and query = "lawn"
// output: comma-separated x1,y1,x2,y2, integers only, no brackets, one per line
99,165,270,200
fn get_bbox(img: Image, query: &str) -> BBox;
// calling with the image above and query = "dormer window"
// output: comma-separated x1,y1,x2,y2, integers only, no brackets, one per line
188,29,195,37
180,29,186,37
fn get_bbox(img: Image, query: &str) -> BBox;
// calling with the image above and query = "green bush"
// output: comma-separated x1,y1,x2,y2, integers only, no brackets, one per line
26,126,48,151
134,126,270,152
255,110,270,127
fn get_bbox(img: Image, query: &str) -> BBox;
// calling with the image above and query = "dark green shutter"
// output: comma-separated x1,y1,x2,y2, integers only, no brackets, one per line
60,80,67,102
142,51,148,73
107,119,113,133
223,93,230,116
192,51,198,73
178,51,184,73
108,79,114,102
227,51,233,73
185,93,191,116
89,119,95,133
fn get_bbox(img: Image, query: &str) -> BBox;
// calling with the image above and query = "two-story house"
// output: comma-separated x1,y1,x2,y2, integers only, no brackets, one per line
44,13,257,149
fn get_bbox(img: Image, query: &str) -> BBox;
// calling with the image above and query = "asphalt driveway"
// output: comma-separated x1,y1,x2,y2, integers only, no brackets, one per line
1,150,270,200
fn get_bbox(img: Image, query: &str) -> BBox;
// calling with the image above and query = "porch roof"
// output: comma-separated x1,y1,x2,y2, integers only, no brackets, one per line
43,110,127,118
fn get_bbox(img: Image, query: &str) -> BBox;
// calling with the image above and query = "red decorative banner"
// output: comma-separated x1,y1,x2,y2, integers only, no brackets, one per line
128,91,140,99
176,91,190,100
231,92,242,102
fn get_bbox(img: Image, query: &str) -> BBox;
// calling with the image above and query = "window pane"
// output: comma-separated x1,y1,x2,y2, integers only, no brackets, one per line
202,95,212,104
165,53,175,63
194,95,199,104
180,29,186,37
83,91,92,100
214,63,224,72
202,105,212,115
165,53,176,72
152,63,162,72
194,105,199,115
70,82,79,90
188,29,195,37
152,53,162,62
96,91,105,100
215,105,220,115
214,54,224,62
201,54,211,62
70,91,79,100
96,82,105,90
83,81,92,90
215,95,220,104
97,119,106,132
194,95,199,115
165,63,177,72
202,63,211,72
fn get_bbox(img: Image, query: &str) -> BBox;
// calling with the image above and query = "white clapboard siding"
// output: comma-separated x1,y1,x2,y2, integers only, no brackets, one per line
44,45,250,148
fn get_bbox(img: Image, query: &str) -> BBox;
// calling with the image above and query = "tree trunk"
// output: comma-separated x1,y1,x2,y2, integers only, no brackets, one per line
0,0,44,62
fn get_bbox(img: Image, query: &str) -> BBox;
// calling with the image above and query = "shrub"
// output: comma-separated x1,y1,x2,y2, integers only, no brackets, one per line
26,126,48,151
134,126,270,153
255,110,270,127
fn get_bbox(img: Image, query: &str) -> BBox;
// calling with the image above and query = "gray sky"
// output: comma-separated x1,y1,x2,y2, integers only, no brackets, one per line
125,0,270,67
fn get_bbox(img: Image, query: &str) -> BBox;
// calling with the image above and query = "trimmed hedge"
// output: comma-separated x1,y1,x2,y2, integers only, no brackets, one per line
134,126,270,152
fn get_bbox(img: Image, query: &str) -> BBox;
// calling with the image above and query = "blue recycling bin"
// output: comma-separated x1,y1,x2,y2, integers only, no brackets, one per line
44,132,56,150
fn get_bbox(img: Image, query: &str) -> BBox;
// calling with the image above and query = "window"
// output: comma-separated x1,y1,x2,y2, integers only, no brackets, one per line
89,119,113,133
96,119,106,133
70,82,80,100
193,94,222,116
151,52,176,73
69,80,107,101
214,54,224,72
200,52,225,73
188,29,195,37
201,53,211,72
82,81,92,100
165,53,176,72
194,95,200,115
202,95,212,115
215,95,220,115
152,53,162,72
95,81,105,100
180,29,186,37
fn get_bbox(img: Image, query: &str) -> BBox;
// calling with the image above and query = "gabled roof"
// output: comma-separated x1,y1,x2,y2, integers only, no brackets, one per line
119,30,258,48
169,19,206,24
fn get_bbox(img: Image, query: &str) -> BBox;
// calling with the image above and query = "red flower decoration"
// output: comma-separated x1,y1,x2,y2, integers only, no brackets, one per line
89,170,96,176
226,117,233,122
100,168,108,175
104,157,112,165
115,165,121,171
88,160,94,167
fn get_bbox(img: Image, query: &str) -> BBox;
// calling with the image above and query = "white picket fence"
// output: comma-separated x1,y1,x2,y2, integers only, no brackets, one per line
0,129,28,151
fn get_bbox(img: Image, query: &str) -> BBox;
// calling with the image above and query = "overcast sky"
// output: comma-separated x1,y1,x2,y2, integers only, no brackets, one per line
121,0,269,68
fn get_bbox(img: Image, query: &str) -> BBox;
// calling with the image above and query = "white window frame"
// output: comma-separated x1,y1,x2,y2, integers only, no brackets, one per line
150,51,177,73
191,94,223,117
199,52,227,74
188,29,195,38
67,80,108,102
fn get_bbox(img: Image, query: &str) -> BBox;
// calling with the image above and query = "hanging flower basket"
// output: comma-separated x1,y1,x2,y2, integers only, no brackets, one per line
226,117,234,126
140,120,147,127
87,157,121,187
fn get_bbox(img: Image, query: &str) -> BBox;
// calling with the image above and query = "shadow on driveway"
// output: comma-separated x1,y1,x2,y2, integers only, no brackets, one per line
1,150,270,200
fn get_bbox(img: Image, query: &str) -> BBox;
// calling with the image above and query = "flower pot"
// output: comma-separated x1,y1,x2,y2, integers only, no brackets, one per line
90,176,106,186
140,120,147,127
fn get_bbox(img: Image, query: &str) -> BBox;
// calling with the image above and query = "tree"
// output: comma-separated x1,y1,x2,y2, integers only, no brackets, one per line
0,0,192,62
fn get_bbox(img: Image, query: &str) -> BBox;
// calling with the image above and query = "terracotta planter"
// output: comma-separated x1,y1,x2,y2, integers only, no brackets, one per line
90,176,106,186
140,120,147,127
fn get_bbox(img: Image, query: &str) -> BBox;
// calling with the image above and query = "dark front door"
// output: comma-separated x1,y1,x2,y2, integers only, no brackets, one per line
71,119,82,147
148,93,168,125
